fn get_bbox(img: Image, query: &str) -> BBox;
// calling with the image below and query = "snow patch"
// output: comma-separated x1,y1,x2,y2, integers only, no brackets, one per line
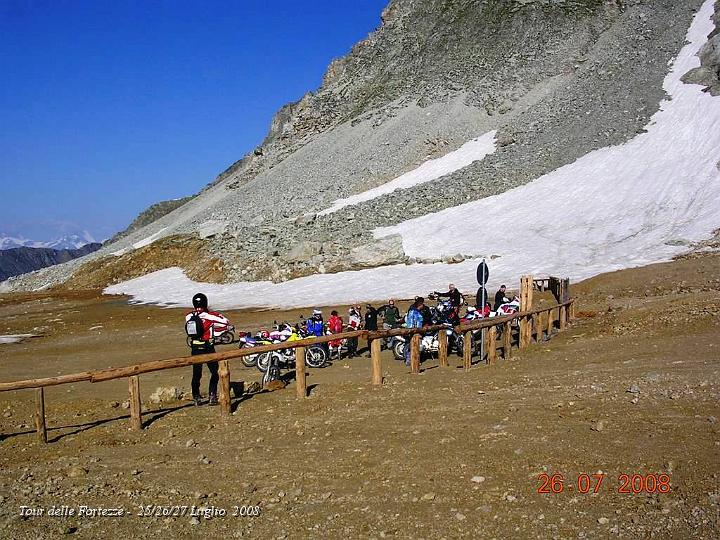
0,334,39,344
375,0,720,284
111,227,169,257
318,131,497,216
0,232,95,250
105,263,496,310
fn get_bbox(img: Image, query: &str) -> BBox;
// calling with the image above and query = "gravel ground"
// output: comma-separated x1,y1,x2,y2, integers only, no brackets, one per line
0,253,719,539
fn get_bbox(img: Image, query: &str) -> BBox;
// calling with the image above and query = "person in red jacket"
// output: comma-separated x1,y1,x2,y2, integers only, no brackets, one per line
328,310,344,359
185,293,229,406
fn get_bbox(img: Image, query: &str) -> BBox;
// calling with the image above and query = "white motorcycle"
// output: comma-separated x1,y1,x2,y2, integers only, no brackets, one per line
390,325,456,361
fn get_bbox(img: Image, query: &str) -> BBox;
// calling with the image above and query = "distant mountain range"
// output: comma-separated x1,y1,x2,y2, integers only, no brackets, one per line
0,243,102,281
0,232,97,251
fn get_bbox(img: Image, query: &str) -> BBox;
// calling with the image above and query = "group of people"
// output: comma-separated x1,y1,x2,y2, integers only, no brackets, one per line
302,299,401,359
185,283,512,404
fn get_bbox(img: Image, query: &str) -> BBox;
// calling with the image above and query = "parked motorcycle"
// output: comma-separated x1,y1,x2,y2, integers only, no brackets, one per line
456,304,491,356
390,324,457,361
255,324,328,372
237,329,274,367
186,321,237,348
491,296,521,318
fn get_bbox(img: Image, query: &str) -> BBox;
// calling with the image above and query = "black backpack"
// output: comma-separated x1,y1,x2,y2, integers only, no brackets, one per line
185,312,205,340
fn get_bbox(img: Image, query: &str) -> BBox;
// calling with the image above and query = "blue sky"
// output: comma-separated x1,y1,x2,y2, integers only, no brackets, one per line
0,0,388,241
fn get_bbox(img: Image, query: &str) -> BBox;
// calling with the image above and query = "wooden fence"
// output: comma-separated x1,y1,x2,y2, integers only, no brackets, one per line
0,295,575,444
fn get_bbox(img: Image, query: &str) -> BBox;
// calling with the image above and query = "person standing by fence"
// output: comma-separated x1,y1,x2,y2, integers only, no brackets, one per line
363,304,378,356
494,285,508,311
306,309,325,337
185,293,229,406
404,298,424,366
328,310,344,360
347,305,362,358
378,299,401,330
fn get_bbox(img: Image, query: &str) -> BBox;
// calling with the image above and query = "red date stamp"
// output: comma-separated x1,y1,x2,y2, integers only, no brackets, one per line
537,473,671,494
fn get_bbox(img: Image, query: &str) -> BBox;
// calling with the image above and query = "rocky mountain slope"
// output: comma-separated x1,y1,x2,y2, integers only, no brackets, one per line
4,0,719,296
106,197,193,245
0,244,101,281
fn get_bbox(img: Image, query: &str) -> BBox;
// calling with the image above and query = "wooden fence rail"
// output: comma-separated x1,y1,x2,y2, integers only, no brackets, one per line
0,296,575,443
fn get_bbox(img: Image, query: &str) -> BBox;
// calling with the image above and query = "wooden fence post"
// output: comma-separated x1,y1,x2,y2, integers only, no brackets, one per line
487,326,497,365
35,388,47,444
219,360,231,416
128,375,142,431
547,308,554,336
520,275,534,310
559,305,567,330
295,346,307,397
463,330,472,371
438,330,448,367
370,339,382,385
410,334,421,374
503,321,512,359
519,275,533,348
569,300,576,320
532,313,539,343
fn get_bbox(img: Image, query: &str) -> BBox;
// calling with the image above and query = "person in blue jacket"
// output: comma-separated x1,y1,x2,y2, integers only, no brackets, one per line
306,309,325,337
404,297,425,366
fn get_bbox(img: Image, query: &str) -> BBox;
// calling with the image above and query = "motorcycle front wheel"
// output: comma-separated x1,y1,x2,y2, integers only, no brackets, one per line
392,340,405,360
455,334,465,357
256,352,274,373
218,331,234,345
305,346,327,368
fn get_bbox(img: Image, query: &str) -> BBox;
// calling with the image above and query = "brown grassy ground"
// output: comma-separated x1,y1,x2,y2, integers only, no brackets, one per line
0,254,718,539
61,235,226,289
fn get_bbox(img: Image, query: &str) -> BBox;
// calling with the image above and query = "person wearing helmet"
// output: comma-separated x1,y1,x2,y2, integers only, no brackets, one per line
306,309,324,337
185,292,229,406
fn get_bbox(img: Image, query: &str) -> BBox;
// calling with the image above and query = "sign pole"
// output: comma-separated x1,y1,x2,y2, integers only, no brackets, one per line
476,259,489,364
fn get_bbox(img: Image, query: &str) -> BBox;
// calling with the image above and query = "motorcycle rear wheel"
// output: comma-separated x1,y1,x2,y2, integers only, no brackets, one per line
218,331,234,345
239,344,258,367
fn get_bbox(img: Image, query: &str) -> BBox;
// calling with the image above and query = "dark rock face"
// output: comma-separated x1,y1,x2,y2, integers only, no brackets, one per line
682,1,720,95
0,244,101,281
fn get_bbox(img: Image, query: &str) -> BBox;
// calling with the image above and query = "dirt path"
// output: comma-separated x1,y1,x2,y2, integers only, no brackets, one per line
0,254,718,539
